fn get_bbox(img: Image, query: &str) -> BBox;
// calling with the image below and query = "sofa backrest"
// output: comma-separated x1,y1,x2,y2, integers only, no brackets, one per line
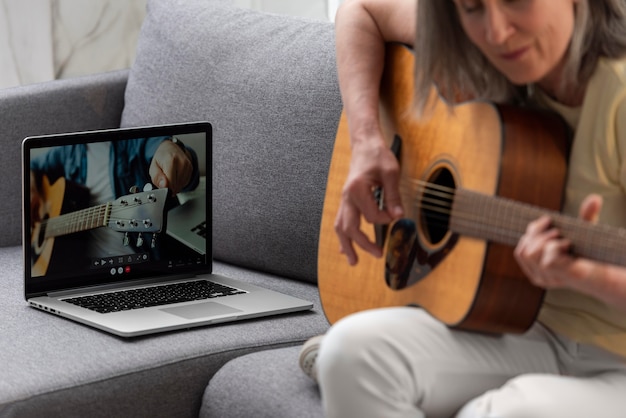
121,0,342,284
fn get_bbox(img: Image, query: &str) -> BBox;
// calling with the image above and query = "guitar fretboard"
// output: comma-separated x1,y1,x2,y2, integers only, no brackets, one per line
450,188,626,266
44,203,111,238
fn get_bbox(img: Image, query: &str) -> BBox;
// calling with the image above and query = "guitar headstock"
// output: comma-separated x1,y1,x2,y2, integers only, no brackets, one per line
107,188,169,233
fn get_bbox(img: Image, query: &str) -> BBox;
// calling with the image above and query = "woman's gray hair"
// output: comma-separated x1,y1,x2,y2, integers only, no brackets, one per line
413,0,626,115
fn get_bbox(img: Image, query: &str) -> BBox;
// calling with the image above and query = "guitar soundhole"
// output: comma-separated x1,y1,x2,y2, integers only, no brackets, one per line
421,167,455,245
384,165,459,291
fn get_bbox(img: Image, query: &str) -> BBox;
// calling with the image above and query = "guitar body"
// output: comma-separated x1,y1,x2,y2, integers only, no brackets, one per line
31,176,90,277
318,44,570,334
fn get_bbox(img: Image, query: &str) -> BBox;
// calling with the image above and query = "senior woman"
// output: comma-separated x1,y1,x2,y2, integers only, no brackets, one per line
303,0,626,417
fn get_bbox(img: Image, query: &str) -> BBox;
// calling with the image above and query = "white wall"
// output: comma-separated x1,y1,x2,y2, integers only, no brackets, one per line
0,0,146,89
0,0,342,89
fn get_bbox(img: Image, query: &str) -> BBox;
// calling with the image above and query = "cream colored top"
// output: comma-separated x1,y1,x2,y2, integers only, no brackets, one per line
535,57,626,358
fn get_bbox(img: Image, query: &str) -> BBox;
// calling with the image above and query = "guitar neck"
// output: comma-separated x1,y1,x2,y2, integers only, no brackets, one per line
43,203,110,238
450,188,626,266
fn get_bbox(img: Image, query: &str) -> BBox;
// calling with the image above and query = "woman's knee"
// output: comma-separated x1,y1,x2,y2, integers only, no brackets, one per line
317,311,383,378
316,308,431,383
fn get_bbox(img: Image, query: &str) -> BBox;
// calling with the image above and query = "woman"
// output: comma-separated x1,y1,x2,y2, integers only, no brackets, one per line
302,0,626,417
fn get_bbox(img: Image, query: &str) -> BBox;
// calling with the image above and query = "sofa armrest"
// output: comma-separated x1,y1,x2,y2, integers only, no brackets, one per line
0,69,128,247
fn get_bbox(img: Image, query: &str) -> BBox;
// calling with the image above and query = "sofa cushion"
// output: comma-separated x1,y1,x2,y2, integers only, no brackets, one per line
0,247,328,417
200,346,324,418
121,0,342,284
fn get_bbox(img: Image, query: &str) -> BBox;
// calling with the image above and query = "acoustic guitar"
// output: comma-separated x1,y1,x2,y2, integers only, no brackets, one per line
318,44,626,334
31,175,168,277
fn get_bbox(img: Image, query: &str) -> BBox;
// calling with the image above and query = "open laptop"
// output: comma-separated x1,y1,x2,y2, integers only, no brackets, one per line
22,121,313,337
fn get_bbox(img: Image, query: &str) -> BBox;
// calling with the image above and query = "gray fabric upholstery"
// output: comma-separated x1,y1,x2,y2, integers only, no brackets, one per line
201,346,324,418
0,70,127,247
121,0,342,284
0,251,329,417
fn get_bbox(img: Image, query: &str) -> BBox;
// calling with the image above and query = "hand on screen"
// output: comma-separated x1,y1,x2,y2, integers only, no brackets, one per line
149,140,194,195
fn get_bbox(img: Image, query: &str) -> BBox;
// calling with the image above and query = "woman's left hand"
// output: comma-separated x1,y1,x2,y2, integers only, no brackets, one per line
514,194,603,290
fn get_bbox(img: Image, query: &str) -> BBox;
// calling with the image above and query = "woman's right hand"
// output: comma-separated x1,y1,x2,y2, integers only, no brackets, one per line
334,133,404,266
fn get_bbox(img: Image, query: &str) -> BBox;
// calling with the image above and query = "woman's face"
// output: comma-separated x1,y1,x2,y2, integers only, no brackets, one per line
453,0,577,93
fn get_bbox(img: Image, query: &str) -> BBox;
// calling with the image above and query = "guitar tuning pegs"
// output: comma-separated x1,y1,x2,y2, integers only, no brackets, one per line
151,234,157,249
123,232,130,247
137,233,144,247
129,186,139,194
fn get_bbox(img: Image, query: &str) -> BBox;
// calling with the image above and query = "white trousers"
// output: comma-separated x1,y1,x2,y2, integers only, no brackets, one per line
316,307,626,418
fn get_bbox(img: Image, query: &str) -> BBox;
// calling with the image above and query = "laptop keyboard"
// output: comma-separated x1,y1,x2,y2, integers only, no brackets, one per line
62,280,247,314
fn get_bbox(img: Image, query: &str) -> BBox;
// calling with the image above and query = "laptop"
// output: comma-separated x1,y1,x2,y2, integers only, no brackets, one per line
22,121,313,337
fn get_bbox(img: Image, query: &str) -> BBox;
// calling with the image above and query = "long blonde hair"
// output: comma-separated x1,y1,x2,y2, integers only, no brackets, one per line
413,0,626,114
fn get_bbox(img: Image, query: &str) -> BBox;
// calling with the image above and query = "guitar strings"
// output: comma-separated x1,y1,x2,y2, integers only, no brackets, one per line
392,177,625,261
397,177,562,238
399,177,543,235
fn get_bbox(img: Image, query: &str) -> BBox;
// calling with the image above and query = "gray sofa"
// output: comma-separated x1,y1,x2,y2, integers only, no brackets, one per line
0,0,339,416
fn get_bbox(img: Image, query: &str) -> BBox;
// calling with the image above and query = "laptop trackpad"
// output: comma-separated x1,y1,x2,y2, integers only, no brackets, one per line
160,302,242,320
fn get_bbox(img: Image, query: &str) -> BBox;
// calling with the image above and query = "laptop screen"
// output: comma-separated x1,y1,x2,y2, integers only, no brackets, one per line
22,122,212,297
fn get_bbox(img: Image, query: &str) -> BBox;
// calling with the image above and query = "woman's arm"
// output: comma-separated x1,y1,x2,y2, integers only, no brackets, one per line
333,0,416,265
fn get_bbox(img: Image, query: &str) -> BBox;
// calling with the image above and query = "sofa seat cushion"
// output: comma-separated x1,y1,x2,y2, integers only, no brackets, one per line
121,0,342,284
201,346,324,418
0,243,329,417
